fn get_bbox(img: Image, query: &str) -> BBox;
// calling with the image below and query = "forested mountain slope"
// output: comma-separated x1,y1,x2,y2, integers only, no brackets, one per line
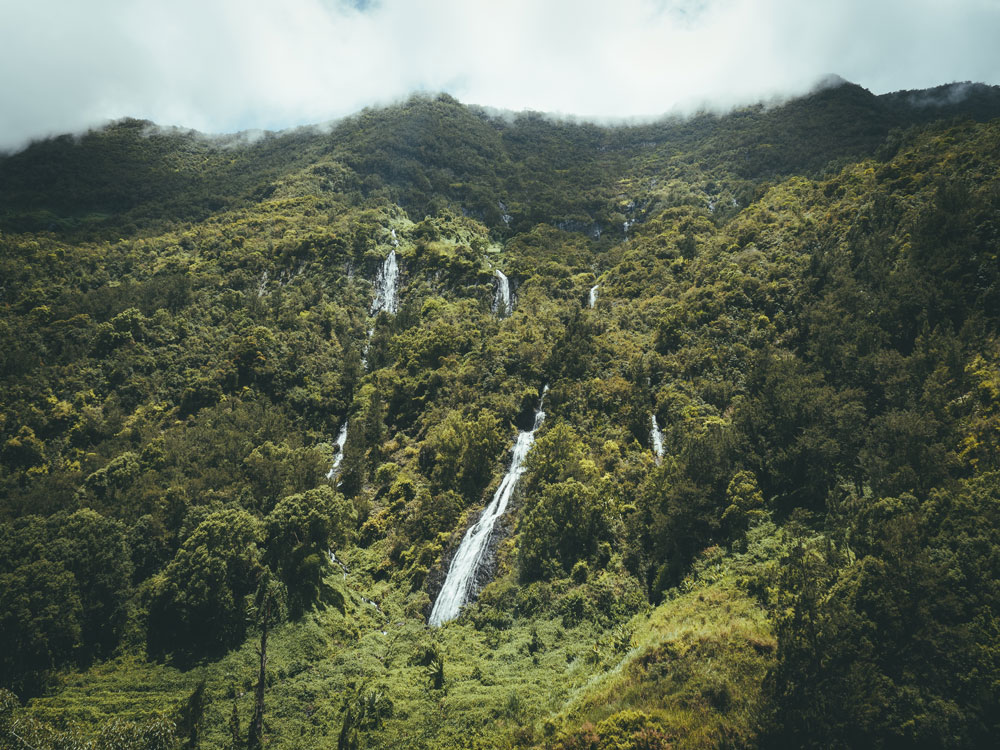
1,80,999,749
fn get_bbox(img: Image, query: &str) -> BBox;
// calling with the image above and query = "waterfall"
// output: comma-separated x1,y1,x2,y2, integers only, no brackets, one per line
650,414,664,464
429,386,549,626
327,422,349,479
588,284,599,309
498,200,512,226
493,269,511,316
370,250,399,315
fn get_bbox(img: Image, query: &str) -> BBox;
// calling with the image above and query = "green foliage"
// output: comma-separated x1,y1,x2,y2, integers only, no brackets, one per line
522,420,597,497
519,479,611,581
265,486,354,615
735,350,866,511
0,510,131,692
53,509,133,659
243,441,328,512
338,685,394,750
0,560,83,694
421,409,505,500
148,509,264,659
2,425,46,469
552,710,673,750
721,470,767,537
1,687,178,750
766,474,1000,747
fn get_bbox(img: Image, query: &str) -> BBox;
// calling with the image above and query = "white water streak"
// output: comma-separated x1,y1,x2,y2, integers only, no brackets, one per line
429,387,548,626
650,414,664,464
327,421,349,479
588,284,599,309
493,269,511,316
371,249,399,315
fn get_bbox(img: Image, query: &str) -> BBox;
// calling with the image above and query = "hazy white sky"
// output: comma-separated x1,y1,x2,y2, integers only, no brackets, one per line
1,0,998,151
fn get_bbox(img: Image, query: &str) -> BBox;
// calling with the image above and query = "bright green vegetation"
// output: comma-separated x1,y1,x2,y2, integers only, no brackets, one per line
2,80,1000,748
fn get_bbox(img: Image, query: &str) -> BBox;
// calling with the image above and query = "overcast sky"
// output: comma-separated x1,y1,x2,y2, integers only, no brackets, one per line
1,0,999,151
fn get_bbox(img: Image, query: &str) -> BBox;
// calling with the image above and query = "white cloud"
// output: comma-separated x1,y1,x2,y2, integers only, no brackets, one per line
0,0,998,151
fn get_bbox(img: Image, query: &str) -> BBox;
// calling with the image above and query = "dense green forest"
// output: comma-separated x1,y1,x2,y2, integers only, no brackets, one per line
1,79,999,749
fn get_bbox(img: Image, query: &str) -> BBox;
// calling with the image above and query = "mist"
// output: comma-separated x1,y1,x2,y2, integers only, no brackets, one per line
1,0,998,151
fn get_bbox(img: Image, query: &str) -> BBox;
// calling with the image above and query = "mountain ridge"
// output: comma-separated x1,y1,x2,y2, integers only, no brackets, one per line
2,78,999,239
1,76,999,749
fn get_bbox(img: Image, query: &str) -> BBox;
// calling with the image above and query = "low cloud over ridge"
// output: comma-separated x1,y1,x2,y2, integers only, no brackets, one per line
1,0,999,151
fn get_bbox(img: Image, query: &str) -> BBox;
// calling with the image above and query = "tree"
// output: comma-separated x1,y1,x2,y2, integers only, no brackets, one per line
519,479,610,581
767,475,1000,747
51,508,132,659
421,409,503,500
1,426,45,470
248,575,285,750
0,560,82,695
264,486,354,615
177,681,206,750
722,470,767,538
129,514,171,583
736,350,865,511
243,441,327,513
521,420,594,498
148,509,264,659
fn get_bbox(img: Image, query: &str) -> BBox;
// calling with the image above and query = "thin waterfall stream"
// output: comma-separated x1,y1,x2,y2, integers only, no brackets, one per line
493,269,511,316
429,386,549,626
371,249,399,316
650,414,665,464
588,284,599,308
326,422,349,479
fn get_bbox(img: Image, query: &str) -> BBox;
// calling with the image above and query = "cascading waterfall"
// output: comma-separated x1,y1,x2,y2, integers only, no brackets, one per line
493,269,511,316
363,244,400,367
650,414,665,464
370,249,399,316
588,284,599,309
429,386,549,626
327,422,349,479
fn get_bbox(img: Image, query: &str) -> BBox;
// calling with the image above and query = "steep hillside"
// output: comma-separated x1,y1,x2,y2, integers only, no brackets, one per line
2,80,999,749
